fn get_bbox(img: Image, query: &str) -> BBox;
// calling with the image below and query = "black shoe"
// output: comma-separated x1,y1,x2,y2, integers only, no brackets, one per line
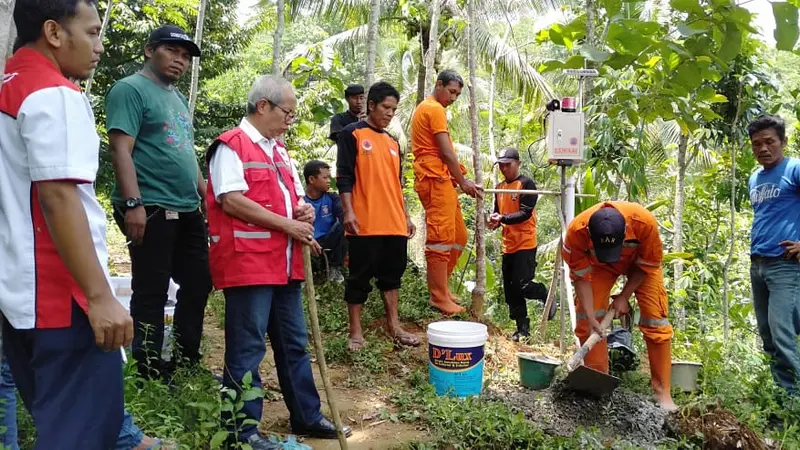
242,434,283,450
512,318,530,342
292,416,352,439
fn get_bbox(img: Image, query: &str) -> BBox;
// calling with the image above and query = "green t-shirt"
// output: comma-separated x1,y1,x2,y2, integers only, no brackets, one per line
106,73,200,212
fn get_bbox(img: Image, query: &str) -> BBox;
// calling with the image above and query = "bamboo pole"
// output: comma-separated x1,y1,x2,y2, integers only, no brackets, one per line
302,246,348,450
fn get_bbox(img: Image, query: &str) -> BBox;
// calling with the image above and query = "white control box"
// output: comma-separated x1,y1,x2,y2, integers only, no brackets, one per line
547,111,585,163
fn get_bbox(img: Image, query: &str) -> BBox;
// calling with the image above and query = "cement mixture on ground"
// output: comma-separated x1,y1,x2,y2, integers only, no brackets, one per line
486,380,675,449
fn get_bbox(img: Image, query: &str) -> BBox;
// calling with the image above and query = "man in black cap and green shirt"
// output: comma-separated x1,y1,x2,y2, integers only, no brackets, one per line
106,25,212,380
329,84,365,142
487,148,552,341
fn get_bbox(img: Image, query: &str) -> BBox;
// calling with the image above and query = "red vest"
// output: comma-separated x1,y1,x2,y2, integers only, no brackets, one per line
206,127,305,288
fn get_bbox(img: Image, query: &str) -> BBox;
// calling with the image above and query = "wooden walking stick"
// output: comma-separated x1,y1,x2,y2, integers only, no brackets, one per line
302,245,349,450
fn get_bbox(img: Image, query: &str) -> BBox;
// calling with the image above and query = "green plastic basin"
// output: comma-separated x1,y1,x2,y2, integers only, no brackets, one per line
517,353,561,390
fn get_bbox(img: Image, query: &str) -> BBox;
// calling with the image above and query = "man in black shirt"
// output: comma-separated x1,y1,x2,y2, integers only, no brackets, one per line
329,84,365,142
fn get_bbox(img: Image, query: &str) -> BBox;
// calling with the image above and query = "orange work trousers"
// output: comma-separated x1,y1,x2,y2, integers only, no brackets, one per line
574,265,673,373
415,178,468,273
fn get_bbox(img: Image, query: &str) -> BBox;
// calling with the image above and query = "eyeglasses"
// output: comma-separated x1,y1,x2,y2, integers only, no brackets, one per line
266,99,296,123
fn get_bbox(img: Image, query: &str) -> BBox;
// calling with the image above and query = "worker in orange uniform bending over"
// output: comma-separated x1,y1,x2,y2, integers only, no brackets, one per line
410,70,482,315
562,202,677,411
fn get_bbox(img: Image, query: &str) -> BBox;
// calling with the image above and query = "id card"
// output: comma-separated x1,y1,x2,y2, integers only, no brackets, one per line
165,210,180,220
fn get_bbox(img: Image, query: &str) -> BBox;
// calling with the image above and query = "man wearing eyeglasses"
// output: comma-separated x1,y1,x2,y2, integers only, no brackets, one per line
105,25,212,381
205,75,351,450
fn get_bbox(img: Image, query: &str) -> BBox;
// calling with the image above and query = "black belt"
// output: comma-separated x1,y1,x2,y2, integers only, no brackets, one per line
751,254,798,263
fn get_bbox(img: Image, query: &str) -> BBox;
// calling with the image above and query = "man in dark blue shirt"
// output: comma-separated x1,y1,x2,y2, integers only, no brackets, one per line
304,160,346,282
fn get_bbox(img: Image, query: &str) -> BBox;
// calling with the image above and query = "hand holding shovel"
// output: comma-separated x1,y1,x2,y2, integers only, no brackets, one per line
566,309,616,372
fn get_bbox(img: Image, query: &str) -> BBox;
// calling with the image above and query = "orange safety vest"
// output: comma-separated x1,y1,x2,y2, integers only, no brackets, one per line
205,128,304,289
495,177,538,253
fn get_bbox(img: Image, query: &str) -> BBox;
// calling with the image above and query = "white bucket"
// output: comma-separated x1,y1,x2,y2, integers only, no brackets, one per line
427,321,488,397
110,276,179,311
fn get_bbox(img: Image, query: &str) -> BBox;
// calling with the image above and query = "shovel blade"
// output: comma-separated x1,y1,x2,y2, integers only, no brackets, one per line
565,365,620,396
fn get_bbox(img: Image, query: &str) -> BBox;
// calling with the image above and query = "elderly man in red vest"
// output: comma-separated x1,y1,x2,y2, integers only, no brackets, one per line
206,75,352,450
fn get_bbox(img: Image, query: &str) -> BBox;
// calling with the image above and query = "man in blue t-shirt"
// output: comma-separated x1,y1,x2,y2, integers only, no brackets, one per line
747,115,800,395
304,160,346,282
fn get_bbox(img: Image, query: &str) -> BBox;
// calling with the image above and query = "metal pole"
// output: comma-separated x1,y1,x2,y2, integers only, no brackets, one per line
559,167,567,351
483,188,595,197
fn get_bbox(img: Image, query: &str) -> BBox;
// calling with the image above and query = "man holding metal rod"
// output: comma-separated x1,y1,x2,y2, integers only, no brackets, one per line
487,148,554,341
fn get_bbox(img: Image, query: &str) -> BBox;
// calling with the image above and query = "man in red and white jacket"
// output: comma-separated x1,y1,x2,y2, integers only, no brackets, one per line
206,74,352,449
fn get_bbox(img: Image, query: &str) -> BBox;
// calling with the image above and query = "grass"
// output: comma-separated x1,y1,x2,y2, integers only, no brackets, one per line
10,257,800,449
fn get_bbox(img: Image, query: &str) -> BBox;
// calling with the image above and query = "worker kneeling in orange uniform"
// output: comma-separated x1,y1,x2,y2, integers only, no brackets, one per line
410,70,482,315
562,202,677,411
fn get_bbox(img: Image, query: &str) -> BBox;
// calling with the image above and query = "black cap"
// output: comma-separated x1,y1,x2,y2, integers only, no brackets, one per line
148,25,201,57
496,148,520,163
588,206,626,263
344,84,365,97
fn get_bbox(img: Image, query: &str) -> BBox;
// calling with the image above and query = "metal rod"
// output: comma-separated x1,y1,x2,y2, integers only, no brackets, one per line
484,188,595,197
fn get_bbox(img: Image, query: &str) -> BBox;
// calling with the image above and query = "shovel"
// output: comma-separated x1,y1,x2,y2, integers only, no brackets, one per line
564,309,620,396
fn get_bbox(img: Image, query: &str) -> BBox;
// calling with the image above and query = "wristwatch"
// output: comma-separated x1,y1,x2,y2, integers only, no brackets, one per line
124,197,143,210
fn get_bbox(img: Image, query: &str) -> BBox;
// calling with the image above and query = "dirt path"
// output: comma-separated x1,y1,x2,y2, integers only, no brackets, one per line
202,312,428,449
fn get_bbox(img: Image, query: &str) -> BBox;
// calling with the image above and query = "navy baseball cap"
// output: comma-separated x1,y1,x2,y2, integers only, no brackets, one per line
588,206,626,263
148,25,201,57
496,148,520,164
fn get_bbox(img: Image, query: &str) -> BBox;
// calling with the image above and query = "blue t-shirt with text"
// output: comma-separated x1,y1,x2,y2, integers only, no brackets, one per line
305,192,342,240
749,157,800,257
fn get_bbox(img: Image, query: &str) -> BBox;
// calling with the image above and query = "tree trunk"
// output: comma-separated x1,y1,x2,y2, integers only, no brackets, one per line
0,0,17,77
517,81,526,148
423,0,440,94
364,0,381,86
415,29,429,105
188,0,208,120
83,0,114,97
488,24,510,186
466,0,485,319
722,82,744,342
673,133,688,330
272,0,285,75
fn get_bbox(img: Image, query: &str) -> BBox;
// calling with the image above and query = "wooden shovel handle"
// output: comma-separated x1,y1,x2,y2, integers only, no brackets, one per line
566,309,616,372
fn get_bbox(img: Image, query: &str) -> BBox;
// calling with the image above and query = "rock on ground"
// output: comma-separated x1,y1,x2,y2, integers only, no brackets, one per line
486,380,675,449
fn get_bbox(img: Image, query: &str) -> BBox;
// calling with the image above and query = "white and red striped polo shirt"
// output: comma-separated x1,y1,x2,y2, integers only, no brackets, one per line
0,48,110,329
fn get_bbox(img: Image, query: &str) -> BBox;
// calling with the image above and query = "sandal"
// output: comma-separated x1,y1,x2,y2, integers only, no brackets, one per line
348,336,365,351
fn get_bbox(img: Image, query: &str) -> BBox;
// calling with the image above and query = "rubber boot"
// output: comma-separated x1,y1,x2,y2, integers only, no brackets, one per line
427,260,464,315
646,339,678,411
512,318,530,342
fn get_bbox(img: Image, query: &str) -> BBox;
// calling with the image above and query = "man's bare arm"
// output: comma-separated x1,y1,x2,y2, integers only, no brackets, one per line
38,181,133,350
108,131,141,200
220,192,314,243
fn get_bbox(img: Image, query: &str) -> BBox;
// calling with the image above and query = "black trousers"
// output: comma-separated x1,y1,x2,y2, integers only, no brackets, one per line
114,206,212,379
318,221,346,268
502,247,546,321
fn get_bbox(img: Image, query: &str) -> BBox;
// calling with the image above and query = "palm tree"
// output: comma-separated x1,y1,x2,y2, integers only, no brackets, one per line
0,0,16,71
364,0,380,86
273,0,285,75
466,0,486,319
423,0,440,96
189,0,208,119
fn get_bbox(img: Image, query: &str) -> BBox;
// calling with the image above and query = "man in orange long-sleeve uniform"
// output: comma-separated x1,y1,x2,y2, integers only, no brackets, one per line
411,70,482,314
562,202,677,411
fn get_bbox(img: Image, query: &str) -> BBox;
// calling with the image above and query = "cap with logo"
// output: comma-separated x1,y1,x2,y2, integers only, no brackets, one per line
588,206,626,263
496,148,520,164
148,25,201,57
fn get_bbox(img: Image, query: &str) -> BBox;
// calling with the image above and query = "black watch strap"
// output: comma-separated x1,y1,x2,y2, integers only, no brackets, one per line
124,197,143,210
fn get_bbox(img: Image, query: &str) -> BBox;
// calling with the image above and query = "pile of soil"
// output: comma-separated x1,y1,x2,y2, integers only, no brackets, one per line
486,380,673,449
667,403,769,450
